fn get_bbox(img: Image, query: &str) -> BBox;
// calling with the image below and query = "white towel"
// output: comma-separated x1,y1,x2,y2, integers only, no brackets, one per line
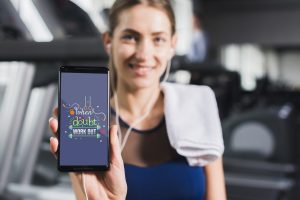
161,82,224,166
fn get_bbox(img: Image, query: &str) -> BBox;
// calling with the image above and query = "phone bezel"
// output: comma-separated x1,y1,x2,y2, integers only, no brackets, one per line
58,66,110,172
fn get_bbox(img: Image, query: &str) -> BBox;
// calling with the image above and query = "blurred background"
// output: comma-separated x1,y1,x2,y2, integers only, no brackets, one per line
0,0,300,199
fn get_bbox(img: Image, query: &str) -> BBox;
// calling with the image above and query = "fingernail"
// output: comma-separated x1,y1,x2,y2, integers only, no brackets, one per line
50,137,54,142
49,117,54,124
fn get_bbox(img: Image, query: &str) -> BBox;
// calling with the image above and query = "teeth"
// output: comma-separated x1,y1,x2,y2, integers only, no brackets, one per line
129,64,150,69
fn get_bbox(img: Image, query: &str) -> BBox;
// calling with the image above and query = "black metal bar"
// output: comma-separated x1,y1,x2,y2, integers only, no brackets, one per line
0,38,108,61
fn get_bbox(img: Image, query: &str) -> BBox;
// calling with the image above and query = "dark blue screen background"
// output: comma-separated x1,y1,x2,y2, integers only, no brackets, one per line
60,72,108,166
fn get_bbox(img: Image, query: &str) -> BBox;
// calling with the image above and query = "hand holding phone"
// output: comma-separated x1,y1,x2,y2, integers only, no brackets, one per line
49,119,127,200
53,66,127,199
58,66,110,171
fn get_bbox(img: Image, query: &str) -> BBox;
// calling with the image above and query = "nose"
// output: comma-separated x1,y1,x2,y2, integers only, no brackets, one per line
135,39,154,62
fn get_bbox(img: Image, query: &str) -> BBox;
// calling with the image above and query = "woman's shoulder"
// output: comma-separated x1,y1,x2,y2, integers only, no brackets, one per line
161,82,224,167
161,82,220,123
161,82,216,102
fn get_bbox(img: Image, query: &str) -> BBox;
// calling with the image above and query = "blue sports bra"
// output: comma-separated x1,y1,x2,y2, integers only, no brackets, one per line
124,157,206,200
110,108,206,199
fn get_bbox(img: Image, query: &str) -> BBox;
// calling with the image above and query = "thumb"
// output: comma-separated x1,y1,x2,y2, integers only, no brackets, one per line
109,125,123,166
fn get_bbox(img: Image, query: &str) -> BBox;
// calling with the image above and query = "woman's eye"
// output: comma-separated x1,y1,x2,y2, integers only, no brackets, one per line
154,37,166,44
122,35,137,42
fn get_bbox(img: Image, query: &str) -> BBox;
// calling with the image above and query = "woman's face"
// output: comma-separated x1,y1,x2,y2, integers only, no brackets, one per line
105,4,176,90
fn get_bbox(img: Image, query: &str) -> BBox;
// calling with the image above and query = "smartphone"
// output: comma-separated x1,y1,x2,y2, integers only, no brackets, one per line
58,66,109,171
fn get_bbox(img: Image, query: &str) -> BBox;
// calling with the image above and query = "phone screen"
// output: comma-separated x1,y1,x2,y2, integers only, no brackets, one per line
58,66,109,171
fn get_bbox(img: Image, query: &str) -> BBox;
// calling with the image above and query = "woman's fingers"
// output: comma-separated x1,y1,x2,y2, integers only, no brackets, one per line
49,108,59,159
49,117,58,137
50,137,58,158
53,107,58,117
109,125,123,166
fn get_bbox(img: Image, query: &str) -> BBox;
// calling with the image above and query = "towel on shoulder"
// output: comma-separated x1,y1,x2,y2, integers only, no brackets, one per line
161,82,224,166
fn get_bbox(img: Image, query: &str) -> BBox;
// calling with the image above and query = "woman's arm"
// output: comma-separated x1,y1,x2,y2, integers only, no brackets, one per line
204,157,227,200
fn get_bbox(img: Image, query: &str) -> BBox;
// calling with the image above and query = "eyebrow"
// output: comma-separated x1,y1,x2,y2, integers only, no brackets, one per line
121,29,139,35
121,28,168,36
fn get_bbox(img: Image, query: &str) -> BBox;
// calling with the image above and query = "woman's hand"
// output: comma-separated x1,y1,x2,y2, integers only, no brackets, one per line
49,108,127,200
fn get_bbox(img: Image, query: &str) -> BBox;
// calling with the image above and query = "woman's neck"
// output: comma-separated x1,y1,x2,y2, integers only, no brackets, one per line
112,83,162,119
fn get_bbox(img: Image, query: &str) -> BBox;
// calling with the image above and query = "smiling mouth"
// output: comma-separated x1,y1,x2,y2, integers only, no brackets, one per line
128,64,154,76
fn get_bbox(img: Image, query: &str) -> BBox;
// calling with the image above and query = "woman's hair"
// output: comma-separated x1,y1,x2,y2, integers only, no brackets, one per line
109,0,176,36
108,0,176,93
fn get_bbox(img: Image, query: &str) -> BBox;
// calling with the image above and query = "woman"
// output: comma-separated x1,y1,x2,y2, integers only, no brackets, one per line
49,0,226,199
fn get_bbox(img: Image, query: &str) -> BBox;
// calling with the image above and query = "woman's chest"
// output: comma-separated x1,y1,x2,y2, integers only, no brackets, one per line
124,159,206,200
121,126,179,167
